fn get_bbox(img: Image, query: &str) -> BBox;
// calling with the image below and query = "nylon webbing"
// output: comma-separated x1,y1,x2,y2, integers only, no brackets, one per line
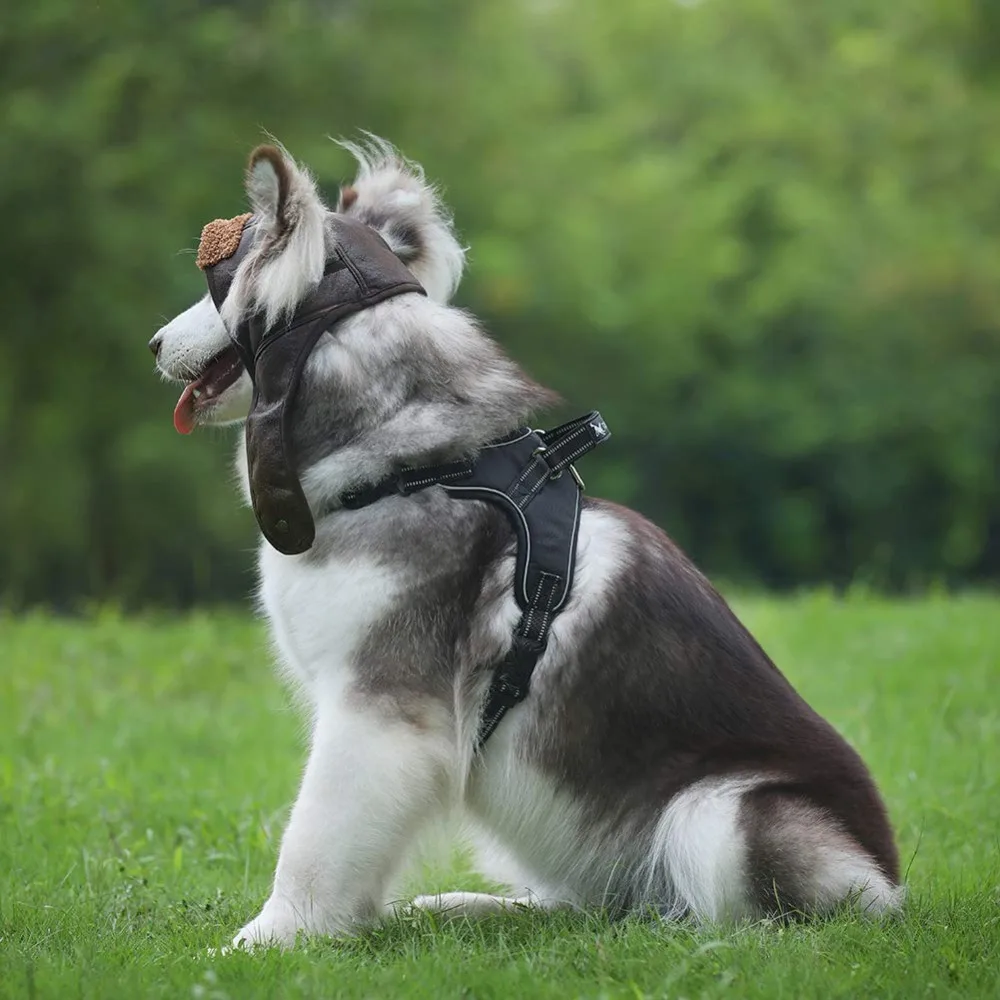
476,571,562,746
340,458,474,509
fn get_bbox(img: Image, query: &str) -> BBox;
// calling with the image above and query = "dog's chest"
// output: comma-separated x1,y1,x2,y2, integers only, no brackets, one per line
257,543,405,688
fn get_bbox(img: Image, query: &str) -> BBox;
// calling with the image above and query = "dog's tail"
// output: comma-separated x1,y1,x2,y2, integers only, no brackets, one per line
640,776,905,922
334,134,466,305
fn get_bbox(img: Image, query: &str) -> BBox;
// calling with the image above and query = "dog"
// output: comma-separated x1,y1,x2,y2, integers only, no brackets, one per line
150,136,902,948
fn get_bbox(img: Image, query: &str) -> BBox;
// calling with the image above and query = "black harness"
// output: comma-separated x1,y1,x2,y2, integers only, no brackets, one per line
338,411,609,745
197,212,609,745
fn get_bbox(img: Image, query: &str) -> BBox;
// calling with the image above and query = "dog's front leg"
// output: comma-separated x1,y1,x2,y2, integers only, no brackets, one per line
232,689,450,949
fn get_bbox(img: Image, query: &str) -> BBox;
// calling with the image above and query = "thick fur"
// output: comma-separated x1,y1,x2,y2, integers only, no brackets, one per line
150,138,902,948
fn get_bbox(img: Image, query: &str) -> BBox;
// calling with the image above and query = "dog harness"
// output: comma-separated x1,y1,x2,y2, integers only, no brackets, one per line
197,213,609,745
338,412,609,745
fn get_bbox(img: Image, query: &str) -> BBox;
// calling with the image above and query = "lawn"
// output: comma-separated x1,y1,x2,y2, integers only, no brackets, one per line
1,593,998,999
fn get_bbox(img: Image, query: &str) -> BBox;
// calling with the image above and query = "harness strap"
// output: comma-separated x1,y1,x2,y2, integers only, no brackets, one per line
334,410,610,747
341,457,475,509
476,571,562,746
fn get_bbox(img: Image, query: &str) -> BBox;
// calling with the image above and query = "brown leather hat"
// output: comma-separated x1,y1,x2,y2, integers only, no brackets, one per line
198,214,425,554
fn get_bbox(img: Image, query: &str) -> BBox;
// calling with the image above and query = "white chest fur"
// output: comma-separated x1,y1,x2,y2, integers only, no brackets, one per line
257,542,405,695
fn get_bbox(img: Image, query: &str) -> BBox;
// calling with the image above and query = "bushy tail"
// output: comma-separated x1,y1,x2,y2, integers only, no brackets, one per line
640,777,904,922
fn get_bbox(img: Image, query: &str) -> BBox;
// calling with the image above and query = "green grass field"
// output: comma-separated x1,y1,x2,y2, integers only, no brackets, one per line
1,594,998,999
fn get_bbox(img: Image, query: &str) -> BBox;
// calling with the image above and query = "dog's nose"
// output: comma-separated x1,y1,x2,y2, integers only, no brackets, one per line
148,334,162,358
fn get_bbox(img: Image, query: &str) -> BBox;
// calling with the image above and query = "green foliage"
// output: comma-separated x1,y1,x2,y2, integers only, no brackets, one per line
1,596,999,996
2,0,999,603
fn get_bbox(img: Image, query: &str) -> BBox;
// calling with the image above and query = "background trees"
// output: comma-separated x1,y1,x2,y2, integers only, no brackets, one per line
2,0,998,605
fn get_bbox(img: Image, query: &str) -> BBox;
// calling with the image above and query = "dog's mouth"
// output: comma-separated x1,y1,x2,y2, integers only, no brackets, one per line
173,345,245,434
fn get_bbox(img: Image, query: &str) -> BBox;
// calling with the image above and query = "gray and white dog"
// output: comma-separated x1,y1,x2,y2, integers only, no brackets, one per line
150,138,902,949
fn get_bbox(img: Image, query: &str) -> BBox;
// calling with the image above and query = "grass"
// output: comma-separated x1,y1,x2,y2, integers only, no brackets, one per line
1,592,998,999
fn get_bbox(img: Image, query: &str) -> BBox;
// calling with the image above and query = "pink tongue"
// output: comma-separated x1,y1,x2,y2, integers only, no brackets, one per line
173,383,198,435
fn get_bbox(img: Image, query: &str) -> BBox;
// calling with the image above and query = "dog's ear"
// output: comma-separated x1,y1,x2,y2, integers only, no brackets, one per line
246,145,293,234
338,185,358,211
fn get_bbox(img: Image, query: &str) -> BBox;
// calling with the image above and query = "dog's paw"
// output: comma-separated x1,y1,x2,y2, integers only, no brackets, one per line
409,891,533,918
228,919,295,952
228,900,305,952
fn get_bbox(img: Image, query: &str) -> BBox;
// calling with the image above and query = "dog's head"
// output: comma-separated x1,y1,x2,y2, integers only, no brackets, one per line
150,137,466,435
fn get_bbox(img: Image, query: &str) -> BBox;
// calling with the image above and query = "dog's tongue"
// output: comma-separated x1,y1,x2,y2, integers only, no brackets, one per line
173,383,198,435
169,346,245,435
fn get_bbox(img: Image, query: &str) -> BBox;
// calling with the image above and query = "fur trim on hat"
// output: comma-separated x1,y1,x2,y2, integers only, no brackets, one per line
196,213,252,270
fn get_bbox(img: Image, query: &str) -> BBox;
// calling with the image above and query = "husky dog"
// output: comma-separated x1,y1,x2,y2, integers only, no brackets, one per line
150,138,902,948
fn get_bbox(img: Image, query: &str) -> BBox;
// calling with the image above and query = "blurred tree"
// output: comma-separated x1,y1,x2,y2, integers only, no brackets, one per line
0,0,997,606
